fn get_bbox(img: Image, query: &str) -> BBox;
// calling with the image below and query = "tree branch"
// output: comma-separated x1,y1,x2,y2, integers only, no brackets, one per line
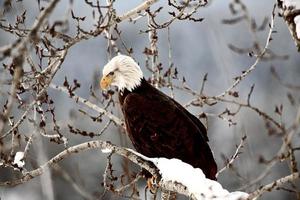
248,172,300,199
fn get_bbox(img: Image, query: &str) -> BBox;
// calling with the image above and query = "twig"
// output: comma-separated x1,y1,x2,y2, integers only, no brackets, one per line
114,172,143,194
23,134,34,158
103,152,113,190
117,0,159,22
216,4,276,98
216,135,247,177
49,83,124,127
248,172,300,199
1,50,67,139
97,120,112,136
241,106,300,190
1,0,61,59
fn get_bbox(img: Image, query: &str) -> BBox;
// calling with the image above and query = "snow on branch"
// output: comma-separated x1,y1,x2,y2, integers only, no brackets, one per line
0,140,248,200
12,151,25,168
278,0,300,50
149,158,249,200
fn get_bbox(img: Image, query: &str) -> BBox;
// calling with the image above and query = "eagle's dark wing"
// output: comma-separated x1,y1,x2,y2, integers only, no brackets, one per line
170,98,209,141
122,88,217,179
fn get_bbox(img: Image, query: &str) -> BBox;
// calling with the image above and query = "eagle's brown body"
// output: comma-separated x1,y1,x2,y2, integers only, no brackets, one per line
119,78,217,180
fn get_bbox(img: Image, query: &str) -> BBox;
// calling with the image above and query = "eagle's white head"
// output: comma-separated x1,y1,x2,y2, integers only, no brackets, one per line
100,54,143,92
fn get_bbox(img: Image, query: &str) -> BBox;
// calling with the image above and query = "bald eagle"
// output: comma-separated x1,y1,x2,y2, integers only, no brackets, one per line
100,55,217,180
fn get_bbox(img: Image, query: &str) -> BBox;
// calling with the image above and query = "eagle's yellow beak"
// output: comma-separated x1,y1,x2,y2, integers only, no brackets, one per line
100,75,113,90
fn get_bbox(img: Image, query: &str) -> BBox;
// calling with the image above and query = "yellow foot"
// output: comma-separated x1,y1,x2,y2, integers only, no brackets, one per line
147,176,157,194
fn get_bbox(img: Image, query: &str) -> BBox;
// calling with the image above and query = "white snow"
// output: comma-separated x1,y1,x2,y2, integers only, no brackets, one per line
295,16,300,39
149,158,249,200
101,148,112,153
61,136,68,147
13,151,25,168
126,148,248,199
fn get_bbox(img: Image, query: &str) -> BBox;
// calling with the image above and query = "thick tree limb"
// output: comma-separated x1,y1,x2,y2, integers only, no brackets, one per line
0,140,195,199
0,140,158,187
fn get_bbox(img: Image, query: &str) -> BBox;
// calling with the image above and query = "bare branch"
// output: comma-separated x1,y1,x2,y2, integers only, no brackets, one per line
216,135,247,178
248,172,300,199
117,0,159,22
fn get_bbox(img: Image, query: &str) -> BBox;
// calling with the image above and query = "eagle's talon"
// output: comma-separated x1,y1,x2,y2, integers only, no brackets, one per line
147,176,157,194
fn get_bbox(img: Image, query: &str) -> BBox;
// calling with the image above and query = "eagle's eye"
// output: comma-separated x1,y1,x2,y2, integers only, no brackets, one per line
108,71,114,76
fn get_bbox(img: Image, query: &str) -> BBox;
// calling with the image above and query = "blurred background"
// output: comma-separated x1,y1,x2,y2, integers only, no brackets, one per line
0,0,300,199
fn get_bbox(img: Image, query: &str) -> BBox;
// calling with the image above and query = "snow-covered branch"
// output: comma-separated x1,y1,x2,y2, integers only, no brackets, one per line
0,140,248,200
149,158,249,200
